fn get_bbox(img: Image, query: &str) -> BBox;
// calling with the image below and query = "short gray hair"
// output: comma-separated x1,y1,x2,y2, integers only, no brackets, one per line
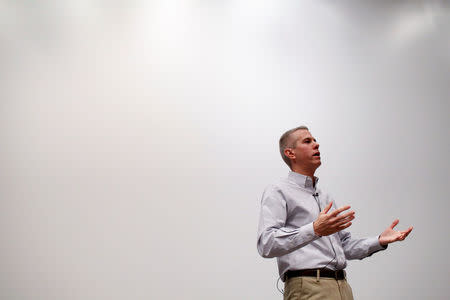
279,125,309,168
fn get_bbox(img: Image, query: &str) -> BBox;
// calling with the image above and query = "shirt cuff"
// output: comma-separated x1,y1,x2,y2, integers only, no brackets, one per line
304,221,321,240
367,235,388,256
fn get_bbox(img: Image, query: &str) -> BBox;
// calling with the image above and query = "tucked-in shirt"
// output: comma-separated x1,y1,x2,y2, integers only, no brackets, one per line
257,171,386,281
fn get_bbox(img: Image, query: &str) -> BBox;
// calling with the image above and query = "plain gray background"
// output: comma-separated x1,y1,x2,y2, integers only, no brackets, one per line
1,1,449,299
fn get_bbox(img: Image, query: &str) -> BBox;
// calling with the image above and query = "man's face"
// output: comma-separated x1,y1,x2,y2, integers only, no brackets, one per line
287,129,321,170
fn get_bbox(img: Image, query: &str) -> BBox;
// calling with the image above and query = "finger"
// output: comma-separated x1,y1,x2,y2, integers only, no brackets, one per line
336,221,352,231
328,213,354,225
332,211,355,224
334,210,355,221
399,228,411,234
334,215,355,227
323,202,333,214
390,219,399,229
400,227,413,234
329,205,351,217
403,227,413,238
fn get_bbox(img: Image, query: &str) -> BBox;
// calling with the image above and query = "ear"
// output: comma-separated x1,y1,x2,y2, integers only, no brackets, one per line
284,148,295,160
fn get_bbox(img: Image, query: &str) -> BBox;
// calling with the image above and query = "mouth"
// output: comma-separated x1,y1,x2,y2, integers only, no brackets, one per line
313,152,321,157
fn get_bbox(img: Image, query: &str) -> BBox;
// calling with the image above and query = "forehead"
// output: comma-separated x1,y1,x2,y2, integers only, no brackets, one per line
292,129,314,141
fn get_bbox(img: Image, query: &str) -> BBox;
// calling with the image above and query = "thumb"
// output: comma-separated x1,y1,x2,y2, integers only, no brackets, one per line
323,201,333,214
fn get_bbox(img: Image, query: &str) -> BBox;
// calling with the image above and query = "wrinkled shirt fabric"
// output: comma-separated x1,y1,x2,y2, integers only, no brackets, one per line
257,171,386,281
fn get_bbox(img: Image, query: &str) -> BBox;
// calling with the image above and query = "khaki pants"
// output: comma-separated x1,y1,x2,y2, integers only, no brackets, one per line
284,276,354,300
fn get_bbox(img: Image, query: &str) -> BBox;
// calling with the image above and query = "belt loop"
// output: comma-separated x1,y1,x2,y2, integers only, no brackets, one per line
316,269,320,282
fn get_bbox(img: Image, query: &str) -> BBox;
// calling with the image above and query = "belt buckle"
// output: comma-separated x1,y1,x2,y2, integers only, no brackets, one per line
334,270,346,280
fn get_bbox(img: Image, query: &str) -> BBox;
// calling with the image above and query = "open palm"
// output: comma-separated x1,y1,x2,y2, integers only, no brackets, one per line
379,219,413,246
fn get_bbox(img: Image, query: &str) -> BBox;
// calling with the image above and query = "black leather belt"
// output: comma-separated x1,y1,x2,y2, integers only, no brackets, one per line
285,269,346,280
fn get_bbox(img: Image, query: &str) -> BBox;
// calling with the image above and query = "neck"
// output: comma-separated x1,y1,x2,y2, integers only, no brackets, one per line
291,166,316,181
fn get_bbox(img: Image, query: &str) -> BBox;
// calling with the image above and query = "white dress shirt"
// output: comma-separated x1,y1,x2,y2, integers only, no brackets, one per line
257,171,386,281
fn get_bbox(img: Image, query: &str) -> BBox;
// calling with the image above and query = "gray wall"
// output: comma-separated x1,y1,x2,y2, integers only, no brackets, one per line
1,1,449,299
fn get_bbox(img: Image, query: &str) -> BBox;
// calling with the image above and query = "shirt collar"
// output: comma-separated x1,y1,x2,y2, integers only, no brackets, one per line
287,171,319,189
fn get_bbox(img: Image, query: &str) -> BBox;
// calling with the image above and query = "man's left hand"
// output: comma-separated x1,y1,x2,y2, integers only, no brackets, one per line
379,219,413,246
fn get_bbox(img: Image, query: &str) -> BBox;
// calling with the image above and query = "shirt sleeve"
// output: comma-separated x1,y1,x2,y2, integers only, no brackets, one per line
257,185,320,258
338,228,388,260
325,197,387,260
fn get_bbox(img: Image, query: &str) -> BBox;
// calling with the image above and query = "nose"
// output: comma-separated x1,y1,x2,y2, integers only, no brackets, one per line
313,141,319,149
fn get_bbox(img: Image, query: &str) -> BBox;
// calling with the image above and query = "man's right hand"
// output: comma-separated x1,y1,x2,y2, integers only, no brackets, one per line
313,202,355,236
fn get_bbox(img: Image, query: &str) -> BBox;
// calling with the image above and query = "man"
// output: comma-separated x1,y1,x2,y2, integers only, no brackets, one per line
257,126,413,300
